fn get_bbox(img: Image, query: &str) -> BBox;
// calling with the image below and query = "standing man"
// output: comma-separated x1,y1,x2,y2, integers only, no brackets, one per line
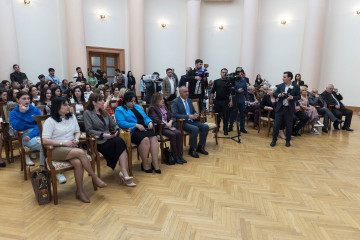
270,71,300,147
45,68,60,84
172,87,209,158
162,68,178,102
10,64,28,86
187,59,208,100
179,67,192,88
321,84,353,131
235,70,250,134
209,68,233,135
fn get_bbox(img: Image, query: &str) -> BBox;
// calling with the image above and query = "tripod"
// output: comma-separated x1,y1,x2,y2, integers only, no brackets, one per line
216,89,241,143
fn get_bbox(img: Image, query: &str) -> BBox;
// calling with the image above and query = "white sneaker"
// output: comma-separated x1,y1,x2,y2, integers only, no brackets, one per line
25,156,35,166
279,130,286,139
314,121,324,127
311,128,320,135
56,173,67,184
30,153,37,159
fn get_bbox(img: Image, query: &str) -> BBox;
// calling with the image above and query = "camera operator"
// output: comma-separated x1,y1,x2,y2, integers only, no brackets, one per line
144,72,162,104
209,68,233,135
179,67,192,88
187,59,208,100
234,69,250,134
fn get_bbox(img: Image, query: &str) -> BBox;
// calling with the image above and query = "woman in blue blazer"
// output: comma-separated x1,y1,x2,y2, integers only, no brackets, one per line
115,91,161,174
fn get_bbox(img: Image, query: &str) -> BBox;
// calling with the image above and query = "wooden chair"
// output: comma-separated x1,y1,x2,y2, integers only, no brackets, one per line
118,128,136,176
194,99,218,145
17,131,40,180
0,102,19,163
258,108,274,137
33,115,97,205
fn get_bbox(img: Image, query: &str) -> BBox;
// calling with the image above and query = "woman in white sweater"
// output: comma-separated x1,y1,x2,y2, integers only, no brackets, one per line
42,97,107,203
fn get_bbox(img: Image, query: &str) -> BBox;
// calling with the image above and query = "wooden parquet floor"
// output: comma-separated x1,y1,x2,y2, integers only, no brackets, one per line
1,115,360,240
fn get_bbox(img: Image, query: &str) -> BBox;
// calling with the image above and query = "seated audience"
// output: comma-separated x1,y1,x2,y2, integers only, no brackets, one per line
148,93,186,164
171,87,209,158
247,86,260,130
321,84,353,131
2,80,11,90
60,79,69,93
115,91,161,174
115,88,129,107
10,64,28,85
298,86,322,134
29,85,39,103
42,97,107,203
38,87,52,115
0,89,7,102
87,70,98,87
112,86,120,100
292,101,310,137
84,84,93,102
7,88,19,112
70,86,85,116
293,73,305,86
9,91,44,167
308,88,343,133
254,74,263,86
76,72,86,83
84,93,135,187
51,86,62,99
45,68,60,84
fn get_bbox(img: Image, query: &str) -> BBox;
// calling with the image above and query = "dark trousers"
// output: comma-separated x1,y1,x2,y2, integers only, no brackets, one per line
162,128,182,157
317,107,337,129
214,100,229,130
237,102,246,129
182,121,209,149
272,106,293,141
141,92,145,100
228,107,235,128
293,111,309,133
332,107,353,128
166,93,176,102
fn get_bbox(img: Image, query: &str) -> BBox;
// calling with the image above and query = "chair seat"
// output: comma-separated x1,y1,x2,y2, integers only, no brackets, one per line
47,154,92,171
80,132,87,139
260,117,274,122
157,135,169,141
205,122,216,129
131,143,137,148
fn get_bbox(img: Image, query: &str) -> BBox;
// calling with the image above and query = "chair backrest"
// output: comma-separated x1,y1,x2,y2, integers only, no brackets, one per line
192,99,200,114
81,102,88,111
166,101,172,111
36,105,46,115
142,104,150,115
33,100,39,106
70,103,77,116
33,115,51,158
0,102,8,122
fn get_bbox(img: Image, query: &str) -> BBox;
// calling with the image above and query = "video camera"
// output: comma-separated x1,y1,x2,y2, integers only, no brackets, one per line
195,64,209,79
142,74,163,83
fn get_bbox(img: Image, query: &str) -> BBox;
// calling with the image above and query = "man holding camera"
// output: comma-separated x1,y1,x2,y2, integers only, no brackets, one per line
270,71,300,147
187,59,208,102
235,70,250,134
209,68,233,135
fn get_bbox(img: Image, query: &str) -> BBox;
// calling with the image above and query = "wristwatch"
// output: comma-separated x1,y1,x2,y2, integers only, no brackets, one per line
59,142,63,146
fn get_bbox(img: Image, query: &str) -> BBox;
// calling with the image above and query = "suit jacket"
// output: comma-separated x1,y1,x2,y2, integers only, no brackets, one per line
235,79,249,103
273,82,300,114
187,69,208,99
171,96,197,123
114,104,153,136
148,106,176,124
292,80,305,86
83,110,120,144
308,94,327,108
320,91,343,107
162,76,178,98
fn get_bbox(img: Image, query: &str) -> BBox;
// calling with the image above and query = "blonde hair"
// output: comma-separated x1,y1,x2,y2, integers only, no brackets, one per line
300,86,308,97
119,88,128,98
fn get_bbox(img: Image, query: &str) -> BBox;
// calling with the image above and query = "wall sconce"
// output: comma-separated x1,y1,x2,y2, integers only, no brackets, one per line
281,20,287,25
24,0,30,5
357,11,360,15
100,14,106,20
218,25,224,30
161,23,167,28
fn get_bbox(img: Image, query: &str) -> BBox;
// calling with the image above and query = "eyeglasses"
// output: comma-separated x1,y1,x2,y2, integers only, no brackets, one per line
129,100,136,103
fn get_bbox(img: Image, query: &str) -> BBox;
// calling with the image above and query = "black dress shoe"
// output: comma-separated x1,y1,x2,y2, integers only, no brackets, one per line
178,156,187,163
224,131,228,135
188,149,199,158
196,146,208,155
240,128,247,133
342,127,354,131
270,140,276,147
151,163,161,174
333,124,340,130
322,128,328,133
228,127,233,132
0,162,6,168
141,163,152,173
292,131,301,136
335,119,344,124
285,141,291,147
175,156,184,164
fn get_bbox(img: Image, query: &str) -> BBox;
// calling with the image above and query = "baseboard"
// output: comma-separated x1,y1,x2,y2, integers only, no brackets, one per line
347,106,360,112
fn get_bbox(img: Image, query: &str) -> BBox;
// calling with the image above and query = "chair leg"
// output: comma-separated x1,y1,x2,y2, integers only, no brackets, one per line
160,142,164,164
267,121,271,137
26,166,30,181
96,153,101,178
51,172,58,205
215,128,218,145
128,148,133,176
10,141,14,163
4,140,10,164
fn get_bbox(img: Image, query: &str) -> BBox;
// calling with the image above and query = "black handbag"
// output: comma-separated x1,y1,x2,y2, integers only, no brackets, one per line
31,170,52,205
163,144,175,165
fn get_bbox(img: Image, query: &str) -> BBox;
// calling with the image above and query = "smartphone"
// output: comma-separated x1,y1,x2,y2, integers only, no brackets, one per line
110,130,117,135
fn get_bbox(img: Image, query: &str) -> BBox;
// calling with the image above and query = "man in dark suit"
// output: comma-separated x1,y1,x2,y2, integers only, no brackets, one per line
321,84,353,131
187,59,208,101
162,68,178,102
10,64,28,86
235,70,249,133
172,86,209,158
270,71,300,147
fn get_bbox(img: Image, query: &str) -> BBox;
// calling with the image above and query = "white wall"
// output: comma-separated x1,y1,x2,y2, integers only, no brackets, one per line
83,0,130,71
254,0,307,86
200,0,243,81
144,0,186,78
319,0,360,106
12,0,68,82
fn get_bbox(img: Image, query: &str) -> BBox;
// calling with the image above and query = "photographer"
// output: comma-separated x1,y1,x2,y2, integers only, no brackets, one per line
234,69,250,134
144,72,162,104
209,68,233,135
187,59,208,101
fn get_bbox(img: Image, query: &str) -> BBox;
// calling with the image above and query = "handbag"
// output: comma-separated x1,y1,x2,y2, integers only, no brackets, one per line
163,144,175,165
31,170,52,205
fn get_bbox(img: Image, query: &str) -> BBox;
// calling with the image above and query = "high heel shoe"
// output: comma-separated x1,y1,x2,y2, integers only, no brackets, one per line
119,172,136,187
92,177,107,188
141,163,152,173
151,163,161,174
76,192,90,203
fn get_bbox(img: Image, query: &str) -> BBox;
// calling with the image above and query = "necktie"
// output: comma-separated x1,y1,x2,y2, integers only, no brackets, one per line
184,99,193,122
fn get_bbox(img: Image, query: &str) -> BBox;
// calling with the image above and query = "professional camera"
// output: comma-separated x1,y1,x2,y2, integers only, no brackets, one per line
195,64,209,79
282,86,294,98
142,74,163,83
